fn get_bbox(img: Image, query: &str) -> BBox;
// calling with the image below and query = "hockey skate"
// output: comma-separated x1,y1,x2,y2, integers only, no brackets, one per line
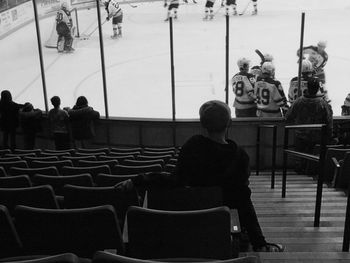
251,9,258,15
203,15,208,20
233,9,237,16
164,17,169,22
64,47,75,53
111,34,119,39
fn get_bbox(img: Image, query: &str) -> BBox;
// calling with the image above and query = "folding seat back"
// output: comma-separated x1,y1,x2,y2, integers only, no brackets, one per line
24,156,59,167
146,186,223,211
0,253,81,263
13,149,42,155
122,159,164,168
0,160,28,174
61,165,111,182
136,155,172,163
142,150,175,157
0,205,23,258
15,205,125,258
112,164,162,175
127,206,232,260
0,175,32,188
0,167,7,177
61,155,97,166
95,174,138,187
63,184,140,227
38,152,71,158
31,160,73,174
0,156,21,162
98,155,135,162
43,149,76,155
76,148,110,155
9,166,59,178
78,159,118,170
0,185,59,215
32,174,94,196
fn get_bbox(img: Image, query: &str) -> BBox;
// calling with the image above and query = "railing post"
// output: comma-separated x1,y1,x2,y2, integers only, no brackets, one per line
342,182,350,251
271,125,277,189
256,126,260,176
225,13,229,105
282,127,289,198
297,12,305,97
169,16,176,121
314,125,327,227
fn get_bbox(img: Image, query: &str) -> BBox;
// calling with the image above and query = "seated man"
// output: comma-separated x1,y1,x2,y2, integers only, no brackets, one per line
120,100,284,252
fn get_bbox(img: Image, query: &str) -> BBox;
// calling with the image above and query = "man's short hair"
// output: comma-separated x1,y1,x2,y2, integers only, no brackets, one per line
307,77,320,96
50,96,61,107
199,100,231,132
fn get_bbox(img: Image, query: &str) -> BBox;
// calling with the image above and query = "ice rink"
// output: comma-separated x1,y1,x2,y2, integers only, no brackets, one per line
1,0,350,118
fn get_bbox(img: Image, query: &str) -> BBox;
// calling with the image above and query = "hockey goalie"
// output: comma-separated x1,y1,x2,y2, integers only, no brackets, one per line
56,2,74,53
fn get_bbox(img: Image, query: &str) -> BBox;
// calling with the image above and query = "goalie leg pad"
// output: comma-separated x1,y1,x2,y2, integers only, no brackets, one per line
57,35,65,52
64,34,73,51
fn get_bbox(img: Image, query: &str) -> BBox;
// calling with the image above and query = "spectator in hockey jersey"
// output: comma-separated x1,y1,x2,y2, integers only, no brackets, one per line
48,96,71,150
68,96,100,148
19,102,43,150
255,62,288,117
231,57,257,117
285,77,333,174
288,59,330,104
0,90,23,149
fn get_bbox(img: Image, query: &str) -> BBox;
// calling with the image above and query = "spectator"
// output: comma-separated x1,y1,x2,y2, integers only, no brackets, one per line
341,93,350,116
67,96,100,148
48,96,71,150
285,77,333,174
19,103,42,150
0,90,23,149
175,100,284,252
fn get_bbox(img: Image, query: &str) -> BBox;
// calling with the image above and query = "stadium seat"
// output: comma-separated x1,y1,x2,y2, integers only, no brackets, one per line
0,156,21,162
0,185,59,215
63,184,140,228
61,155,97,166
32,174,94,196
146,186,223,211
9,166,59,178
4,153,36,158
24,156,59,166
95,174,139,187
136,155,172,163
112,164,162,175
98,155,135,162
0,149,12,157
92,251,258,263
13,149,41,155
31,160,73,174
73,152,106,158
0,253,81,263
15,205,125,258
0,160,28,174
0,167,7,177
110,147,142,154
0,205,23,258
126,206,232,259
78,159,118,170
38,152,71,158
0,175,32,188
61,165,111,182
122,159,164,168
76,148,110,155
142,150,175,157
43,149,76,155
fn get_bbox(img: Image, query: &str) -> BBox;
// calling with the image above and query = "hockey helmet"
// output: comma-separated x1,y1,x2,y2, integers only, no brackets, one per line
237,57,250,70
261,62,275,75
61,1,68,9
301,59,313,73
317,40,327,49
263,53,274,62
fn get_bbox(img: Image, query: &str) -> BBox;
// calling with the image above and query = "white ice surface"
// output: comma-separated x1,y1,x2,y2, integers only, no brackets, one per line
1,0,350,118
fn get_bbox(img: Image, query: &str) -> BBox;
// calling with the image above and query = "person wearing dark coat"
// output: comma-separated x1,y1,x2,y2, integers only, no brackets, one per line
19,102,43,150
67,96,100,148
0,90,23,149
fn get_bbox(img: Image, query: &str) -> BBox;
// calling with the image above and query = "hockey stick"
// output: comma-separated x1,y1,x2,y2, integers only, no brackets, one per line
128,3,138,8
255,49,265,64
239,0,252,16
80,19,107,40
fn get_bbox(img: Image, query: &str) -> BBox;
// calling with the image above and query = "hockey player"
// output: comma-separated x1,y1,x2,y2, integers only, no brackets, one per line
297,41,328,84
288,59,330,104
105,0,123,38
231,58,257,117
255,62,288,117
56,2,74,53
164,0,179,21
223,0,237,15
203,0,215,20
250,52,274,79
251,0,258,15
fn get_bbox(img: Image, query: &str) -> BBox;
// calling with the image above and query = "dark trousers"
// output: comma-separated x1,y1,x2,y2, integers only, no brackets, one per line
2,130,16,150
53,133,71,150
23,133,36,150
235,107,257,118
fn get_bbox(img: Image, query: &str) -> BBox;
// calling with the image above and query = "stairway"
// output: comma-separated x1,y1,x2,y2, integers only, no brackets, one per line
245,172,350,262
